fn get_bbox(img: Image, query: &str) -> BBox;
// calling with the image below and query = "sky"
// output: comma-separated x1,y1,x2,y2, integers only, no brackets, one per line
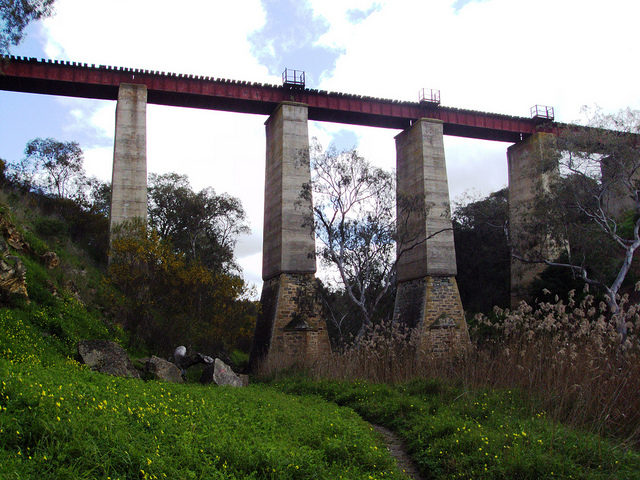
1,0,639,292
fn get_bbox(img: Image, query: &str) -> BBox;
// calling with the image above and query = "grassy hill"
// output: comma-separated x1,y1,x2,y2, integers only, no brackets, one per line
0,191,639,479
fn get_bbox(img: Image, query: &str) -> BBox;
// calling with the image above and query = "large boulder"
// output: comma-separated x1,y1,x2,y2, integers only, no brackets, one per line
78,340,140,379
145,355,183,383
200,358,243,387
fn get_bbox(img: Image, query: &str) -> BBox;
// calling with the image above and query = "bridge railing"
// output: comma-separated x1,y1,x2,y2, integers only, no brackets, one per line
282,68,305,89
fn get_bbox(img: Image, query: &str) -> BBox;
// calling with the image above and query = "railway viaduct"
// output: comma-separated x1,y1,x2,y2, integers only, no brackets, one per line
1,56,564,365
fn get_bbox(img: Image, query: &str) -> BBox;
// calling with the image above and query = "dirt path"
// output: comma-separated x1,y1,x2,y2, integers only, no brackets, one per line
372,424,425,480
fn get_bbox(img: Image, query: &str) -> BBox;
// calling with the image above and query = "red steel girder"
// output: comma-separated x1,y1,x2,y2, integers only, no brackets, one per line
0,56,555,142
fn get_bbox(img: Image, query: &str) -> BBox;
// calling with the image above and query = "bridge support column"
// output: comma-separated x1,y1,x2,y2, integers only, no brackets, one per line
393,118,469,355
250,102,331,370
110,83,148,238
507,132,559,306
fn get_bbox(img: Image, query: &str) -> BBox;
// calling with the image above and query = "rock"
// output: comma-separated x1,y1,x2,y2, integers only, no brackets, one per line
78,340,140,379
145,355,183,383
0,253,28,298
0,216,30,253
213,358,243,387
41,251,60,269
200,358,244,386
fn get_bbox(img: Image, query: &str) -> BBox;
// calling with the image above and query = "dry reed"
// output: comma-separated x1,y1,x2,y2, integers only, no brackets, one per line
258,285,640,446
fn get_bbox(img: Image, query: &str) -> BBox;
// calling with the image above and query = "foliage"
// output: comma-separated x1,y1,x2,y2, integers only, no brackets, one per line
0,0,54,54
148,172,248,273
12,138,86,199
108,220,255,356
305,142,401,338
513,108,640,339
273,377,640,480
452,188,510,313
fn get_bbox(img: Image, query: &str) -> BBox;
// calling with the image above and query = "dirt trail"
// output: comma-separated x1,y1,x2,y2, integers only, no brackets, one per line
372,424,425,480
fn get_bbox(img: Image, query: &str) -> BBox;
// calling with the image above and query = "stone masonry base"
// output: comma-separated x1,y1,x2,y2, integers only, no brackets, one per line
393,276,470,356
249,272,331,370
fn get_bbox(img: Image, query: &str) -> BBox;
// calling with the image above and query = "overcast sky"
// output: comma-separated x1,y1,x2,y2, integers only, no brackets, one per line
1,0,638,291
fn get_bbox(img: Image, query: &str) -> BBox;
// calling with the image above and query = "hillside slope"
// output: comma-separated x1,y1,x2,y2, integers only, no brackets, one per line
0,196,407,479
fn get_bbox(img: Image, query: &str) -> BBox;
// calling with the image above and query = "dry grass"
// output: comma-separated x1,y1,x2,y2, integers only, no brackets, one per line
259,286,640,447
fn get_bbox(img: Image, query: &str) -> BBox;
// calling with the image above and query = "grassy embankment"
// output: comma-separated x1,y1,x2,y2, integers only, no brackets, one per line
273,377,640,479
0,196,404,479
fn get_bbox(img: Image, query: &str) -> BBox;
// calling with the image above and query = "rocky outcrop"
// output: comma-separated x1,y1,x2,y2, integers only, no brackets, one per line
0,212,60,300
0,215,30,253
78,340,141,379
0,246,27,298
144,355,183,383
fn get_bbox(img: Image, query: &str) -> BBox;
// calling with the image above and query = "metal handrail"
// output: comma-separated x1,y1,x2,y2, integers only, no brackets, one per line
419,88,440,104
530,105,554,120
282,68,305,88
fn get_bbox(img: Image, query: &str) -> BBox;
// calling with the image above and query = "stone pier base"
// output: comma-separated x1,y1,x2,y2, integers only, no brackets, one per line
250,273,331,369
393,276,470,355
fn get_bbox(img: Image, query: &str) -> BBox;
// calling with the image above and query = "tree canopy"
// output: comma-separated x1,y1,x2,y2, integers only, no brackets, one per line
0,0,55,54
305,142,397,338
147,172,248,273
452,188,510,313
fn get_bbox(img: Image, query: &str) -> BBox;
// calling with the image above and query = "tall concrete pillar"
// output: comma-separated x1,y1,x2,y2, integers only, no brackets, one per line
250,102,331,370
507,132,559,306
110,83,148,237
393,118,469,355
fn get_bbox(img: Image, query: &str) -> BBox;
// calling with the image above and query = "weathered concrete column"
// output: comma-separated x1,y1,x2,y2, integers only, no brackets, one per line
250,102,330,370
507,132,559,306
393,118,469,355
109,83,148,237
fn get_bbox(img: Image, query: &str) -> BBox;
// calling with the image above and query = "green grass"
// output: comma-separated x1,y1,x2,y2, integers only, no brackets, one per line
271,377,640,480
0,204,406,479
0,358,405,479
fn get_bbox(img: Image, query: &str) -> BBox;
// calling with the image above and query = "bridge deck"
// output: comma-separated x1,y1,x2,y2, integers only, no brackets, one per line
0,56,555,142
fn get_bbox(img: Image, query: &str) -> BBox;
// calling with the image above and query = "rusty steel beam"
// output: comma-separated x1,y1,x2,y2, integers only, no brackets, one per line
0,56,556,142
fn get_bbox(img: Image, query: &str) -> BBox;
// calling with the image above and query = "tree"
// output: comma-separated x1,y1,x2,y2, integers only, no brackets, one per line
85,177,111,216
453,188,510,313
304,142,437,338
147,172,248,273
108,219,256,355
12,138,87,199
0,0,55,54
304,143,396,337
512,108,640,342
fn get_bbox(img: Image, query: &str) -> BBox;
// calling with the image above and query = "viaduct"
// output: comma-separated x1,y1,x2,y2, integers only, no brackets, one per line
1,56,564,365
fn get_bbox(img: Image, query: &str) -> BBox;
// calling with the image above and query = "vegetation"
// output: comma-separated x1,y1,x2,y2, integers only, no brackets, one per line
273,377,640,480
0,188,405,479
512,108,640,338
148,172,248,274
452,188,510,313
0,0,55,54
108,219,256,357
1,362,402,479
305,142,398,338
0,118,638,479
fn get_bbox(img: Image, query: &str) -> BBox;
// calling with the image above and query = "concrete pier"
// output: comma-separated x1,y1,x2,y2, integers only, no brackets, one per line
110,83,148,235
393,118,469,354
507,132,559,306
250,102,330,369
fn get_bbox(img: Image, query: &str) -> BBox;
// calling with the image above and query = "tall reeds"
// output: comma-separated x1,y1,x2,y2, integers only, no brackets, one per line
258,286,640,446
